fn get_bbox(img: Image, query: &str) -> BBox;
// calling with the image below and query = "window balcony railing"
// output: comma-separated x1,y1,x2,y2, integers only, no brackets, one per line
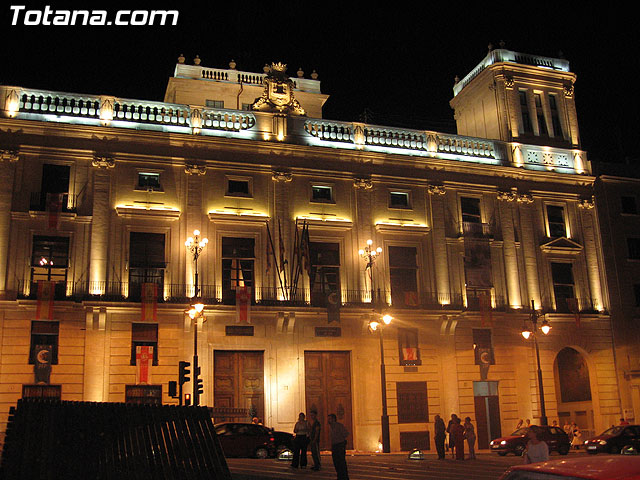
461,221,493,238
29,192,78,213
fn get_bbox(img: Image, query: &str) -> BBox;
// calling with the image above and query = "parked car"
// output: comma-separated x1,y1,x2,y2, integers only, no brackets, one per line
214,422,293,458
490,426,571,456
499,455,640,480
583,425,640,454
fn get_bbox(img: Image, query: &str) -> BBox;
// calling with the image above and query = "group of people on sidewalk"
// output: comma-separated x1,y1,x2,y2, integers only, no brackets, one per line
434,414,477,460
290,411,350,480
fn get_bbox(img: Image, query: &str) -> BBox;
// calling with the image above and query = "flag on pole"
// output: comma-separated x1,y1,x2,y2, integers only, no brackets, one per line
135,345,154,385
266,234,273,274
36,280,55,320
236,286,252,323
141,283,158,322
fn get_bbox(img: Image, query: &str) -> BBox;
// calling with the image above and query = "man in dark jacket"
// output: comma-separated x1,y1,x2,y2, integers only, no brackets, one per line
434,414,446,459
308,410,322,471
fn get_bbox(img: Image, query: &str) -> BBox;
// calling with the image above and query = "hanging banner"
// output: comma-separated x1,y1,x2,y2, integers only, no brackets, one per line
36,280,55,320
327,291,340,324
479,293,493,326
567,298,580,327
141,283,158,322
236,286,252,323
34,344,52,384
135,345,154,385
47,193,63,231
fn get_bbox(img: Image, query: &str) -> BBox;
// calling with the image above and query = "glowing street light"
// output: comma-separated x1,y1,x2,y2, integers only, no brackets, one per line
185,229,208,297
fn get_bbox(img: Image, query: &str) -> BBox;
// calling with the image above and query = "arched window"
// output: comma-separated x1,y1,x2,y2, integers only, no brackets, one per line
556,347,591,402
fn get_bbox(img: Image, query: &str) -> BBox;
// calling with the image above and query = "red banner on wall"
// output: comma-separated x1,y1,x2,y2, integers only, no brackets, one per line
47,193,63,231
135,345,153,385
36,281,55,320
236,286,251,324
141,283,158,322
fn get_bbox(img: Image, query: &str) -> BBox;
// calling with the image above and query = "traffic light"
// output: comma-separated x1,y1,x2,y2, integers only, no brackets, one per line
184,393,191,406
179,361,191,385
168,380,177,398
195,378,203,397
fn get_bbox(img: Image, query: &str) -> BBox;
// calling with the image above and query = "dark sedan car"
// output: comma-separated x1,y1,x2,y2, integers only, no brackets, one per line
214,422,293,458
490,426,571,456
584,425,640,454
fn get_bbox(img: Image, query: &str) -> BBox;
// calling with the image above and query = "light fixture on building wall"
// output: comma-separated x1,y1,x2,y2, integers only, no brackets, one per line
521,300,551,426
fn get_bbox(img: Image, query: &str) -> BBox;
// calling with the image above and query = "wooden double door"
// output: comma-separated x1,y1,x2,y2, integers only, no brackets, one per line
214,351,264,422
304,351,353,450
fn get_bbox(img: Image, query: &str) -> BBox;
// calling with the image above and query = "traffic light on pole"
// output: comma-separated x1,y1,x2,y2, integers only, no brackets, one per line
184,393,191,406
179,361,191,385
195,378,203,397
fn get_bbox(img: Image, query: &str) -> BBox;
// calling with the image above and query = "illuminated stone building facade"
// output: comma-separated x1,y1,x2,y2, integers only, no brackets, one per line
0,49,625,451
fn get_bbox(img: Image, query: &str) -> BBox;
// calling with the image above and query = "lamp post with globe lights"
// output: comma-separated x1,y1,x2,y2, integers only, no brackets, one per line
359,239,382,304
187,302,205,406
185,230,208,297
521,300,552,426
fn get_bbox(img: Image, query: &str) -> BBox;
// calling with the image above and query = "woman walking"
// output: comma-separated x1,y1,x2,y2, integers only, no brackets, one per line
291,412,310,469
463,417,476,460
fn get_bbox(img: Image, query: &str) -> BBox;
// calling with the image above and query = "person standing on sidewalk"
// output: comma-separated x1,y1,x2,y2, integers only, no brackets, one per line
434,415,446,459
463,417,476,460
308,410,322,471
328,414,349,480
291,412,310,469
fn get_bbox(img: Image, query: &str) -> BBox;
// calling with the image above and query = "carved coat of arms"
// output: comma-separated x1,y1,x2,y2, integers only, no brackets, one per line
252,63,306,116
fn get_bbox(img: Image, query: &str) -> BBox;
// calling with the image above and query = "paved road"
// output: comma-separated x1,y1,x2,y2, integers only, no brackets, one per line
228,450,588,480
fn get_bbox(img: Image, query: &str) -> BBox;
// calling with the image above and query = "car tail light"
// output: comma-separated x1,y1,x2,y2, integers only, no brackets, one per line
270,437,275,442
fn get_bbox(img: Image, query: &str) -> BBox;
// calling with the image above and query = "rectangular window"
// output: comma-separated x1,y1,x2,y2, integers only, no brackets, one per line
30,236,69,298
205,99,224,109
309,242,340,306
472,329,495,365
241,103,252,111
137,172,161,191
31,164,72,211
130,323,158,366
398,328,421,366
546,205,567,238
549,94,563,138
519,91,533,134
226,178,251,197
634,284,640,307
461,197,481,223
222,237,255,304
389,191,410,209
311,185,333,203
621,196,638,215
628,238,640,260
397,382,428,423
29,321,59,365
389,246,418,307
551,262,575,312
129,232,165,300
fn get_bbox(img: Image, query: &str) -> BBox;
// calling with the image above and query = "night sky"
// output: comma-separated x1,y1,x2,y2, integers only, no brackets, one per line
2,2,638,164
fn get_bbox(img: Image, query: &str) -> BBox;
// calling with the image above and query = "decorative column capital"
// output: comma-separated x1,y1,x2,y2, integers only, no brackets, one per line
0,148,19,162
497,189,518,202
427,184,446,195
353,177,372,189
578,196,595,209
92,155,115,169
185,163,206,175
564,83,574,98
517,193,534,204
272,170,292,182
504,75,514,89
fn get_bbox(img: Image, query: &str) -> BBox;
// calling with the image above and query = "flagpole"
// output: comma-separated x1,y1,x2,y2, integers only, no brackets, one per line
266,222,285,301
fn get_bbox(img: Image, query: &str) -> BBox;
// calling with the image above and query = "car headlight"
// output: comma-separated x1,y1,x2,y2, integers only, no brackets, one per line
598,440,607,445
584,440,589,445
490,440,495,446
500,440,507,445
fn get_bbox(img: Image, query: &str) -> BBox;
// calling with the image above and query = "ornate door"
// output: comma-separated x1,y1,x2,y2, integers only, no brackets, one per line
304,351,353,449
214,351,264,422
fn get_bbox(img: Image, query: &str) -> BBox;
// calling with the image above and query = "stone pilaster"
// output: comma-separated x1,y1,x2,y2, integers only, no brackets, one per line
89,156,114,293
185,164,206,292
428,185,450,304
272,170,292,290
578,198,604,311
0,150,18,294
354,177,373,291
497,190,522,308
517,194,541,307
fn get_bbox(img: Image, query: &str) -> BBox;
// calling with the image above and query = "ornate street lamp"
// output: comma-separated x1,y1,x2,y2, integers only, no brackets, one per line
360,239,391,453
185,230,208,298
521,300,551,426
187,302,205,406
